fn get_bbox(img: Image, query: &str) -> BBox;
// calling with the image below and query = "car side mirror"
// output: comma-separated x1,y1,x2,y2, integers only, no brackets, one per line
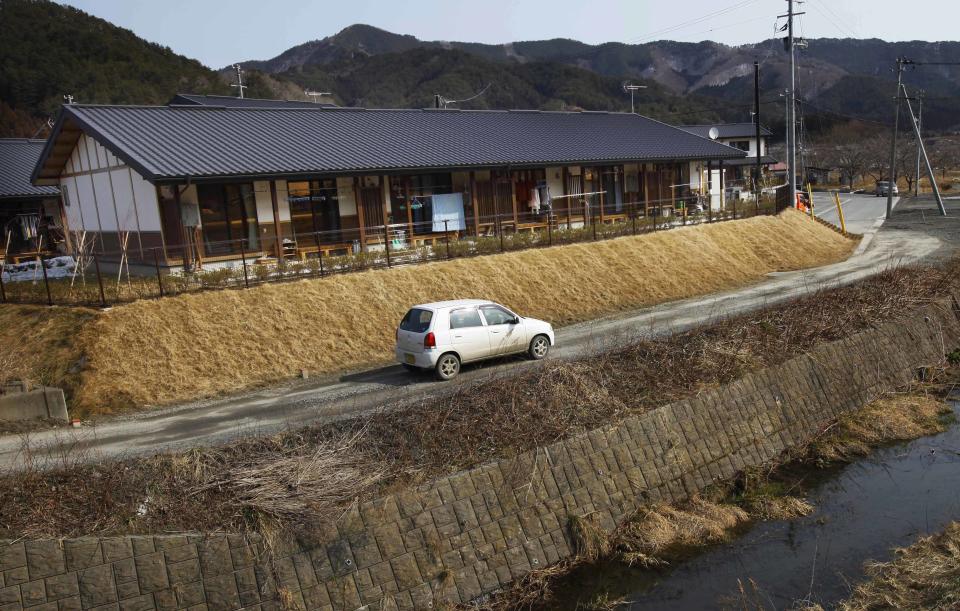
511,317,520,325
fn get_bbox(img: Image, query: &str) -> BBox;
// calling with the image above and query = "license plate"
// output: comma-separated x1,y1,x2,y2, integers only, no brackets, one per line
405,354,416,365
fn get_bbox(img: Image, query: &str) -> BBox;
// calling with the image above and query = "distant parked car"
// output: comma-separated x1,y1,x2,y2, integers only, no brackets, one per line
396,299,555,380
875,181,899,197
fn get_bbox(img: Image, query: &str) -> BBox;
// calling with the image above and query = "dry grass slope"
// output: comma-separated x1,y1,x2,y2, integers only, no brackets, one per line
0,305,95,393
3,211,855,414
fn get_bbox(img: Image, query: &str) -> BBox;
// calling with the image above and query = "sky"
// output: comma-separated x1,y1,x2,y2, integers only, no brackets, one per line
58,0,955,69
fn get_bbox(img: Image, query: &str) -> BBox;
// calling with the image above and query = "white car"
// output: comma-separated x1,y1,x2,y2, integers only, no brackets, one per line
395,299,555,380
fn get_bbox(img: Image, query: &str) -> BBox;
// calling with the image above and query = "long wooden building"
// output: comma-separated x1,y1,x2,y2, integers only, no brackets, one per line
31,97,746,270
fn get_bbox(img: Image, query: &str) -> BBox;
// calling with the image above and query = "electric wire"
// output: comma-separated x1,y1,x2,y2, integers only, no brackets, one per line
627,0,762,44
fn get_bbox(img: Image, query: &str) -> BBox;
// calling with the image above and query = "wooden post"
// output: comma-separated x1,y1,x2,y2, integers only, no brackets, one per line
403,178,414,242
381,175,391,246
598,168,605,224
154,248,165,296
93,253,106,307
239,243,249,289
269,180,283,260
354,176,366,252
39,254,52,306
469,171,480,237
509,168,519,226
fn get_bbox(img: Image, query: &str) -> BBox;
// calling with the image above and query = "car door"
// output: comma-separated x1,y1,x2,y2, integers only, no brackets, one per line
480,304,527,355
449,307,491,362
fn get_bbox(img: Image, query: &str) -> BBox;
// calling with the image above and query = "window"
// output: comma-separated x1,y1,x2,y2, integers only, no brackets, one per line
197,183,258,255
730,140,751,152
480,305,515,326
400,308,433,333
450,308,483,329
287,179,341,244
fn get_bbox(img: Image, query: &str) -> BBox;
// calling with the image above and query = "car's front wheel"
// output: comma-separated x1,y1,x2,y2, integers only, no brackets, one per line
528,335,551,360
434,353,461,380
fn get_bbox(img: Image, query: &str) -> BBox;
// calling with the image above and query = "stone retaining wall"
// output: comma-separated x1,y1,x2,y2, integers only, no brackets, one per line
3,294,959,611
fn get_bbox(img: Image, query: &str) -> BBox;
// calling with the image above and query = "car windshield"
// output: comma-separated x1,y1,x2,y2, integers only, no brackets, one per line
399,308,432,333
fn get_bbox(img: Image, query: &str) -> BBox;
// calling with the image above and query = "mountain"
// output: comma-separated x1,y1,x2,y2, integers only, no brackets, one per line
0,0,230,136
278,47,730,121
242,25,960,131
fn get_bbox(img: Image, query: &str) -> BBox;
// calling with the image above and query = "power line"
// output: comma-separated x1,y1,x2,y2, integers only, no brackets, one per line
627,0,762,44
809,0,858,38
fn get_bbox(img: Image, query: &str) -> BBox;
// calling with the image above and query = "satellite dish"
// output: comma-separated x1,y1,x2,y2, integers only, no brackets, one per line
708,127,720,140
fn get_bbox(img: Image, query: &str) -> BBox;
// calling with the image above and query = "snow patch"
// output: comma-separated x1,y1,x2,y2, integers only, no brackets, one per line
1,256,77,283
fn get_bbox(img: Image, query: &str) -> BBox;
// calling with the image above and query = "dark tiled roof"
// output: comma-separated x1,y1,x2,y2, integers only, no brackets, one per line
0,139,60,199
720,155,778,167
678,123,773,139
169,94,337,109
35,105,746,184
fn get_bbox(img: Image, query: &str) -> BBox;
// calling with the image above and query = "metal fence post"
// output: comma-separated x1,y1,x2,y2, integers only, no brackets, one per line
547,215,553,246
499,215,505,252
444,220,451,260
632,209,637,235
93,253,106,307
384,224,392,268
39,254,52,306
733,197,738,221
239,243,249,289
153,248,165,297
653,204,658,231
0,258,5,303
592,209,598,240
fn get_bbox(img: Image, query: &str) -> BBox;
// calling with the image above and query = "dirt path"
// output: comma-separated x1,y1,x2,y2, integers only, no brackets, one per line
1,203,950,471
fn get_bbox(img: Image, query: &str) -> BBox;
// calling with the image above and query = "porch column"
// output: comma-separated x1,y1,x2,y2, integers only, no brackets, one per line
469,171,480,237
354,176,366,251
598,169,605,224
509,168,518,226
269,181,283,259
404,178,414,240
719,160,725,211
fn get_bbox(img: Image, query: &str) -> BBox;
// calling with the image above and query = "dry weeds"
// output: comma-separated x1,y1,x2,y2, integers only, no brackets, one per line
46,209,853,414
838,521,960,611
0,304,95,394
1,259,957,539
807,394,954,463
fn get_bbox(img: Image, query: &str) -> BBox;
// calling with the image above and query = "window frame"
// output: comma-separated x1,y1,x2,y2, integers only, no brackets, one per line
449,307,485,330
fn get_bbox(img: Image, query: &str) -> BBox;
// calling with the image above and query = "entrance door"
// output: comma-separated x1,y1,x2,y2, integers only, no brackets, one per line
449,307,491,362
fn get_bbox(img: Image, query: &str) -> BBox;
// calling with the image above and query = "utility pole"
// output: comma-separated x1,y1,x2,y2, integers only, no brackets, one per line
915,90,923,197
778,0,803,205
901,84,947,216
753,61,762,209
885,57,907,219
231,64,247,99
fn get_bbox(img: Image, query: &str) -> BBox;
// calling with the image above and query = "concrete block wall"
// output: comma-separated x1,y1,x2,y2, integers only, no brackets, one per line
3,296,959,611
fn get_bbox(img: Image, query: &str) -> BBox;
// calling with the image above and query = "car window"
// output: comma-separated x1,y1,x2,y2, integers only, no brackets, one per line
480,305,515,326
399,308,432,333
450,308,483,329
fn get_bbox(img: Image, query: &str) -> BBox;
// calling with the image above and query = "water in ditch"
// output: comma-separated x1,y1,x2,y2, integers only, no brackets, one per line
552,401,960,610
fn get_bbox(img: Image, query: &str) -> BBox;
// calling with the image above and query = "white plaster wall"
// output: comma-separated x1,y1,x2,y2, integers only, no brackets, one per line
74,175,101,232
108,169,138,232
130,171,161,232
91,172,118,231
60,177,84,231
545,167,564,199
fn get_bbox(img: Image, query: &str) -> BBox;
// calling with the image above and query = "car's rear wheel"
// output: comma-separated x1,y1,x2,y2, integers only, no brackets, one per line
528,335,550,360
434,353,461,380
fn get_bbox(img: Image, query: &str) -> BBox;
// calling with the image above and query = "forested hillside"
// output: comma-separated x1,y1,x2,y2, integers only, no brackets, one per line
0,0,229,136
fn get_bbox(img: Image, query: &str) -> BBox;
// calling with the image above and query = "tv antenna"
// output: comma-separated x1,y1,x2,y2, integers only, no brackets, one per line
63,94,75,105
434,83,492,109
622,82,647,114
231,64,247,99
305,90,332,103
